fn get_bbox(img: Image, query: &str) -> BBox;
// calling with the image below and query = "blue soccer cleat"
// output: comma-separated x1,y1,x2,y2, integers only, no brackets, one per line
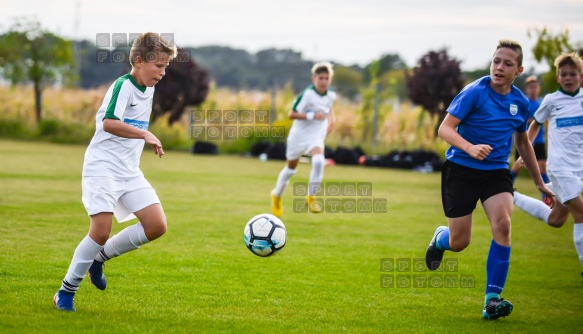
425,226,447,271
53,290,76,312
482,296,513,320
88,260,107,290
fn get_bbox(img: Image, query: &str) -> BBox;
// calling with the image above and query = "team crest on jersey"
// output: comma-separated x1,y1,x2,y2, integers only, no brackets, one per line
509,104,518,115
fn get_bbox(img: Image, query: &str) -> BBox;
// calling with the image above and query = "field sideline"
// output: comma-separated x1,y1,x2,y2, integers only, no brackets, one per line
0,139,581,333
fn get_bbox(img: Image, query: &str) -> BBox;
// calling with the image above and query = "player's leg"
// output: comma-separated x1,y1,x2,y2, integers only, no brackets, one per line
55,212,112,311
481,185,514,320
426,160,476,270
271,141,302,217
306,145,325,213
564,195,583,277
90,186,162,289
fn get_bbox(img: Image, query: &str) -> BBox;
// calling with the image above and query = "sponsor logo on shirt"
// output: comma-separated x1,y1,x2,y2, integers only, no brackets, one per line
130,102,138,107
124,118,149,130
556,106,564,111
556,116,583,128
509,104,518,115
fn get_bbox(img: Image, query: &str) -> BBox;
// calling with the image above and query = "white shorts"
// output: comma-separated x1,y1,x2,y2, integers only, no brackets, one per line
82,176,160,223
548,170,583,204
286,138,325,160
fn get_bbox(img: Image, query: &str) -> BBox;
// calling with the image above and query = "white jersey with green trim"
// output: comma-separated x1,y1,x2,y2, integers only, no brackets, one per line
533,88,583,172
287,86,336,143
83,73,155,180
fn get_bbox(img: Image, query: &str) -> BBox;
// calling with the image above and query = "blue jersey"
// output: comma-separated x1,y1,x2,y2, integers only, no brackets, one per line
445,76,530,170
529,98,545,144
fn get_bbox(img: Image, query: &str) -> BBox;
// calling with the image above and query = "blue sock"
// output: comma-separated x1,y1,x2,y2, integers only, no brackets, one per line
510,170,517,183
485,240,511,295
435,228,451,251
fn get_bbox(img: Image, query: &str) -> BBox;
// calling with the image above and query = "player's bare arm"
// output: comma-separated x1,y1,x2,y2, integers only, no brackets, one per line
438,113,492,160
288,110,326,120
103,118,164,158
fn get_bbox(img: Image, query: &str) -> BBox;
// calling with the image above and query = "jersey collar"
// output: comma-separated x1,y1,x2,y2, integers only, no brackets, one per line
126,73,147,93
310,85,328,96
558,87,580,97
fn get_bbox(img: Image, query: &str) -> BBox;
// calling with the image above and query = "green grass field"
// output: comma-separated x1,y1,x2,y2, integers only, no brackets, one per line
0,139,581,333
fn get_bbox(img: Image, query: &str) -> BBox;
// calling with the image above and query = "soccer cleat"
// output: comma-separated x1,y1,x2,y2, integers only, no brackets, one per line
53,290,76,312
482,296,513,320
425,226,447,271
88,260,107,290
271,191,283,218
306,196,322,213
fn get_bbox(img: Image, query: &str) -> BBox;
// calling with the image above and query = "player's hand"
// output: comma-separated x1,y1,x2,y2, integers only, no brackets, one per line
314,112,327,120
143,132,165,158
515,157,525,168
537,183,556,208
467,144,492,160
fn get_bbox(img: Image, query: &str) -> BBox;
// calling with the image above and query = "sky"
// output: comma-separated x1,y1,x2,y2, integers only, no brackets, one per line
2,0,583,72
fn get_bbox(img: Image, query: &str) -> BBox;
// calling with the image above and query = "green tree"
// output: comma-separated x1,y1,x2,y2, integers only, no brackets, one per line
0,19,75,123
529,27,583,92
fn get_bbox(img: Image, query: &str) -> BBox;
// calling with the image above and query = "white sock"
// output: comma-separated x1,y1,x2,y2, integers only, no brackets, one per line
574,223,583,269
95,222,149,262
60,235,103,293
273,166,296,197
308,154,325,196
513,191,551,224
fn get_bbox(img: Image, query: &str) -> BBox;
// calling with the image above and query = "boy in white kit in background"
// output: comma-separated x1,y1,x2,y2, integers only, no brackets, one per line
271,62,336,217
513,53,583,284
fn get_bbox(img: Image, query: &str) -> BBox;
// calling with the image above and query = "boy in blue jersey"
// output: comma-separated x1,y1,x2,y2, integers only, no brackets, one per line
509,76,549,203
53,33,177,312
513,53,583,285
424,40,555,320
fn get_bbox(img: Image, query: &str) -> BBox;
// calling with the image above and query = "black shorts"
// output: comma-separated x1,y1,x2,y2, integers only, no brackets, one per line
514,143,547,161
441,160,514,218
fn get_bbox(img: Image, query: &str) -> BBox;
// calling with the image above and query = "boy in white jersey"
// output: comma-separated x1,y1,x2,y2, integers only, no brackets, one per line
513,53,583,284
270,62,336,217
53,33,177,311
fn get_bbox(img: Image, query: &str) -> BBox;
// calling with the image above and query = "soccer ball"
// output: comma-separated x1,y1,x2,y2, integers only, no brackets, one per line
243,214,287,257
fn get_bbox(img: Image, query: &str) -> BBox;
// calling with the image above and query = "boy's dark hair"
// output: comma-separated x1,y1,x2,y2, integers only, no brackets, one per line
496,40,523,67
554,52,583,74
130,32,177,65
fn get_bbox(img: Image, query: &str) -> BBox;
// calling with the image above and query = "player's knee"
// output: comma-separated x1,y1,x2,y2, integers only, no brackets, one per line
90,232,110,246
547,219,565,228
144,218,167,241
312,154,325,170
449,239,470,252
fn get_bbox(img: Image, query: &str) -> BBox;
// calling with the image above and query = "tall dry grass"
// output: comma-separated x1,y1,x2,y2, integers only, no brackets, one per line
0,84,447,155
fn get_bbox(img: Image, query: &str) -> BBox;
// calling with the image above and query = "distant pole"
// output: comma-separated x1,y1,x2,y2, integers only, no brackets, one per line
372,81,380,147
73,0,81,86
270,79,277,126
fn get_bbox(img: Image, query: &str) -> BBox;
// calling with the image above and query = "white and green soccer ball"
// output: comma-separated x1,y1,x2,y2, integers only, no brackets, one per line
243,214,287,257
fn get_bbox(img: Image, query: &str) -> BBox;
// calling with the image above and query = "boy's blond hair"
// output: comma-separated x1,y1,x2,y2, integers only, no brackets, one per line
130,32,178,66
496,39,523,67
553,52,583,74
311,62,334,77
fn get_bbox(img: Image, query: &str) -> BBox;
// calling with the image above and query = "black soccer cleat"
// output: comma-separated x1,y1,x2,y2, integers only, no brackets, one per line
482,297,513,320
88,260,107,290
425,226,447,271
